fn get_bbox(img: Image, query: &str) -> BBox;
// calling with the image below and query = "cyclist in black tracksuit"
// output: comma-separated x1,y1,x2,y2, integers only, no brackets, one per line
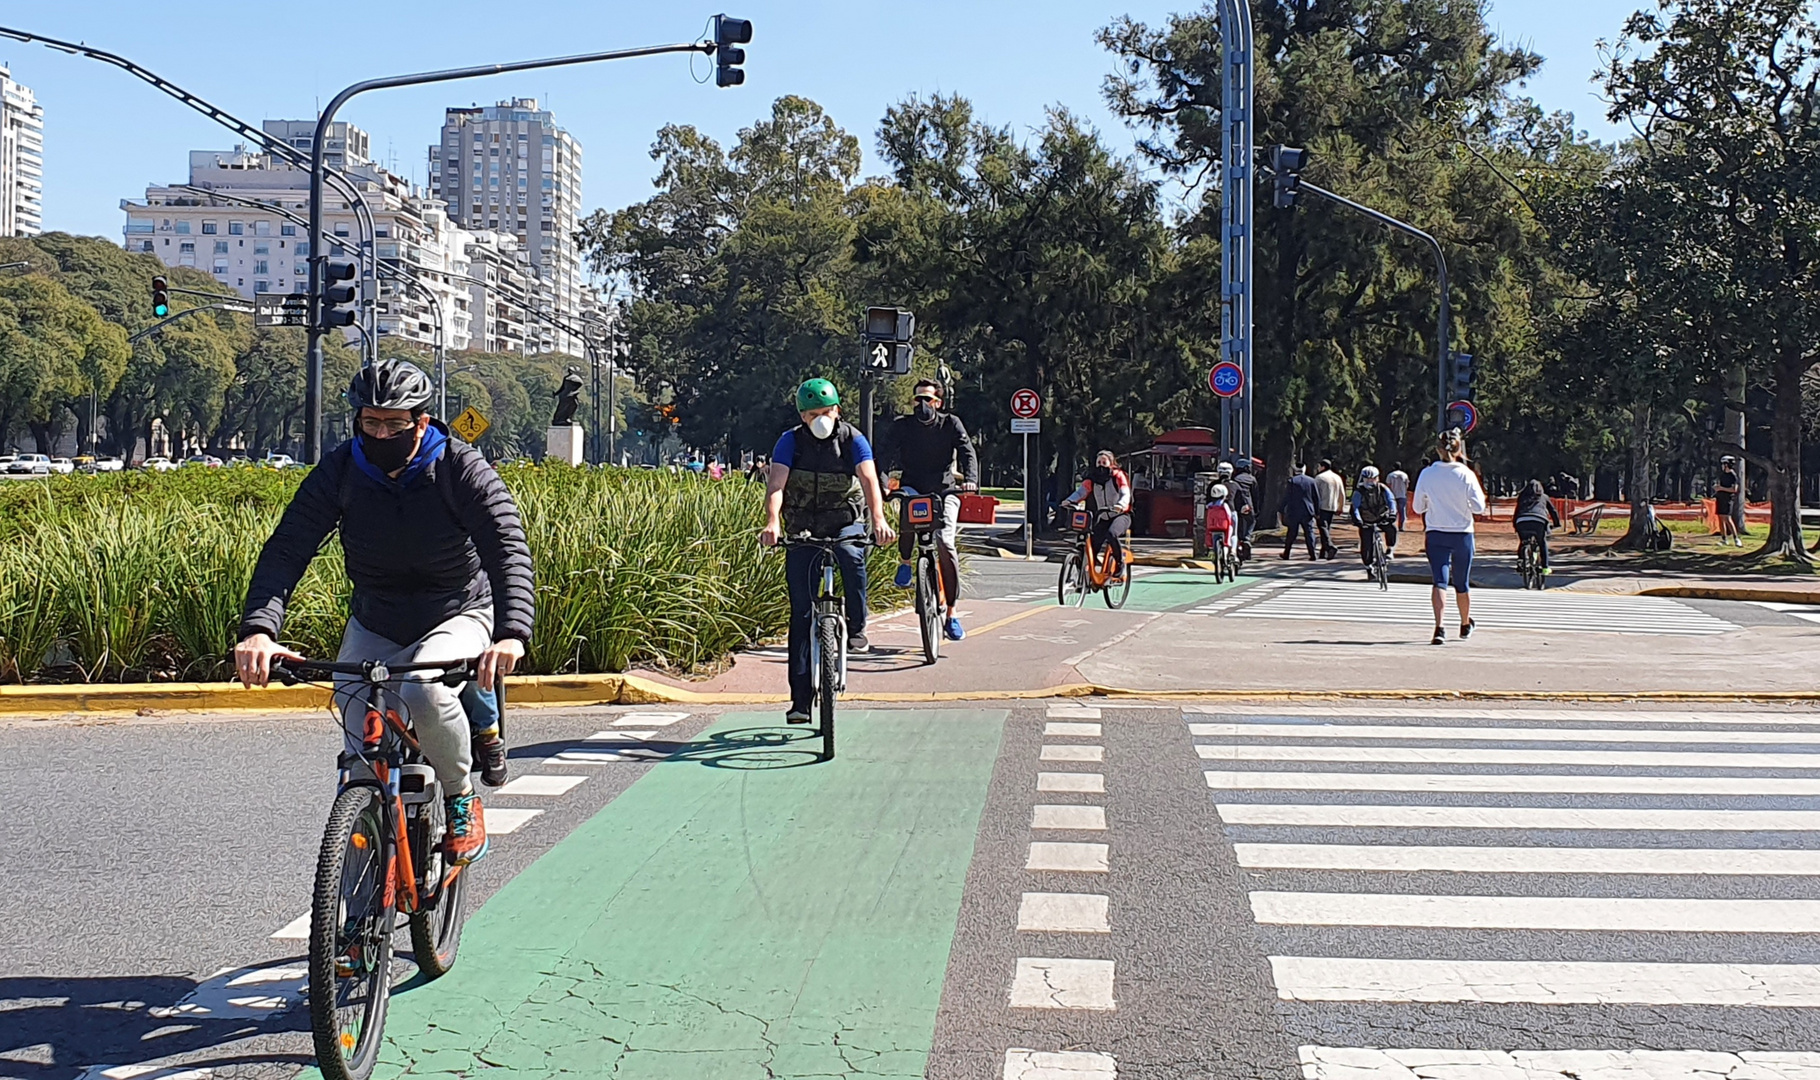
1514,479,1563,573
879,378,979,641
234,359,534,867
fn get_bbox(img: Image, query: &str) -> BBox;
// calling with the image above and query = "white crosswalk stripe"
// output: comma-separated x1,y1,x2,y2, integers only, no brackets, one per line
1224,580,1738,635
1190,706,1820,1075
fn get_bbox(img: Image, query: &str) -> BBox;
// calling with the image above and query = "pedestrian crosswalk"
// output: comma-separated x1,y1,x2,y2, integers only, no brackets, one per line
1222,580,1739,635
1189,705,1820,1077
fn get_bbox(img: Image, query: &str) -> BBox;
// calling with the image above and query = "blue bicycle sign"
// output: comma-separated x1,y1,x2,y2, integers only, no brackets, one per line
1209,362,1244,398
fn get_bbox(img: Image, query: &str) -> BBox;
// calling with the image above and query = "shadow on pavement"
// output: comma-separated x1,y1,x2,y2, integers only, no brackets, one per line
510,725,827,772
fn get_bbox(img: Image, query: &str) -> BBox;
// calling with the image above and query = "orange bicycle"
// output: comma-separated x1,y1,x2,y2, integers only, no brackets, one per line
1058,508,1132,609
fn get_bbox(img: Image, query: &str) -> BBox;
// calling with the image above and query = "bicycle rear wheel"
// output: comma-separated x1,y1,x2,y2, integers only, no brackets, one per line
917,556,940,664
1103,548,1132,609
309,785,396,1080
817,613,840,760
1058,551,1083,606
408,797,466,980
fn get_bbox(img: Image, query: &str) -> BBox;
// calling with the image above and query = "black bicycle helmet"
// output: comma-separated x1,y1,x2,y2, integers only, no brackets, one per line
347,359,434,413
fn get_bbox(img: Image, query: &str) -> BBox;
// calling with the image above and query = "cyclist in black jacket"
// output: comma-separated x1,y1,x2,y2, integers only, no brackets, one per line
233,359,535,866
879,378,979,640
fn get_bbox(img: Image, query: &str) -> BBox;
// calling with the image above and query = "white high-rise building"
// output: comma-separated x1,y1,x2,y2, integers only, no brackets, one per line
429,98,589,355
0,66,44,236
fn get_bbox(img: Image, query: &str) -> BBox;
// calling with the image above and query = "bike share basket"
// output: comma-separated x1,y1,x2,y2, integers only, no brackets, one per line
957,493,998,524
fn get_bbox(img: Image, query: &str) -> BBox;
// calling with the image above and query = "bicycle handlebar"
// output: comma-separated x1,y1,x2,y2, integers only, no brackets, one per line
270,656,481,688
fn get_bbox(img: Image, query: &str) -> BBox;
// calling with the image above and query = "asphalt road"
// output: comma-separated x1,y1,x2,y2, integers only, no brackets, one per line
5,698,1817,1079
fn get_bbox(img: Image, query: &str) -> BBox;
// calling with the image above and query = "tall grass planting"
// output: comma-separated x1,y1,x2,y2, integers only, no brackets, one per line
0,466,902,683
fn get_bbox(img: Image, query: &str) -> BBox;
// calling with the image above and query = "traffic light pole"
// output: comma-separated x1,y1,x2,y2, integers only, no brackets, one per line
1216,0,1255,463
1292,178,1451,434
305,36,720,464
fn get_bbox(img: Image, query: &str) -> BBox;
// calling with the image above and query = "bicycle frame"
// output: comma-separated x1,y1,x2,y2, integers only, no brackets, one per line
895,491,951,610
1072,510,1125,589
784,538,851,694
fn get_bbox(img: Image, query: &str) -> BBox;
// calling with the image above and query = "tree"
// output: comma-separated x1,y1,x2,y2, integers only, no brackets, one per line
0,274,129,452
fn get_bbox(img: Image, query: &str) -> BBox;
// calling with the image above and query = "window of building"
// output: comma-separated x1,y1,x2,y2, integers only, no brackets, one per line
202,221,217,234
254,260,269,274
214,240,229,254
213,261,229,275
281,224,296,236
254,220,271,236
255,280,270,293
296,241,310,257
229,221,245,235
375,226,389,238
334,224,350,237
175,221,191,234
179,242,195,253
139,240,154,251
254,241,270,255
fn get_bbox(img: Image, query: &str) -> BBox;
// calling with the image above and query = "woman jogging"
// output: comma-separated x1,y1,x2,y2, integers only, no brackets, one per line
1410,429,1488,645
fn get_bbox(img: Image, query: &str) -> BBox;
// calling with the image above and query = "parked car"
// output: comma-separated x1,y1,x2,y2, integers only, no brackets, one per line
225,455,252,468
262,453,299,469
6,454,51,475
140,456,178,472
87,457,125,473
48,458,74,475
183,454,224,468
0,455,16,471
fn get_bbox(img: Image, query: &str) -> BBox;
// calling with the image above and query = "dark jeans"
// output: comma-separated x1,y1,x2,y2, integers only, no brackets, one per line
786,530,868,709
1283,518,1317,558
1515,520,1550,568
1315,509,1338,556
1357,523,1397,564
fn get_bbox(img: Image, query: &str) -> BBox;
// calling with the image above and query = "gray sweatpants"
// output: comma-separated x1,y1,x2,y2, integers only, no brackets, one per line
336,610,492,792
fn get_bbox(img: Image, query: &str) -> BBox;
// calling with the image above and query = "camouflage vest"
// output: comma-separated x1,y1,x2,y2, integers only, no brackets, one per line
781,422,865,537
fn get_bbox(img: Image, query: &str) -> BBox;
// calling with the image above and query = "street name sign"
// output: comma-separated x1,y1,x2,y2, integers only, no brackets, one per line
254,292,310,327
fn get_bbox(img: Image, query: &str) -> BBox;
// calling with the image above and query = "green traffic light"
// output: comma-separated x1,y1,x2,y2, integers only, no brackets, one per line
153,302,169,317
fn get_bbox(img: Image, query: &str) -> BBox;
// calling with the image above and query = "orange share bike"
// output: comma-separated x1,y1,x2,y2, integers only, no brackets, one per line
1058,508,1132,609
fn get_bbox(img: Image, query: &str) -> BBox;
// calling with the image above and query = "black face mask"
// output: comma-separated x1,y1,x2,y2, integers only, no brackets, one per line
359,428,418,473
913,401,937,424
1090,465,1112,484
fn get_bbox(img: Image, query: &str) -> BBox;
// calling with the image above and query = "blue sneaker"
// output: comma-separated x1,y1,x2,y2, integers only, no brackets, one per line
945,615,965,641
893,562,914,588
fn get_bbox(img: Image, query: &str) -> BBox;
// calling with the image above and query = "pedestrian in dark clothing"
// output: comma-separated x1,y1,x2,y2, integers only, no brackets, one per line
1228,461,1259,558
1280,464,1320,559
1513,479,1563,572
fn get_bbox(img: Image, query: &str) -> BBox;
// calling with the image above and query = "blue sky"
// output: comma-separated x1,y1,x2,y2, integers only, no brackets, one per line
16,0,1642,245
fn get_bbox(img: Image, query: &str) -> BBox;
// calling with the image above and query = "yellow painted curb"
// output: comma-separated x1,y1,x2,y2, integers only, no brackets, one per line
0,673,631,716
1640,585,1820,605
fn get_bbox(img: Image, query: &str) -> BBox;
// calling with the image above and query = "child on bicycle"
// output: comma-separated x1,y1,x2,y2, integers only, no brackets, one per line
1350,466,1398,565
1205,483,1237,557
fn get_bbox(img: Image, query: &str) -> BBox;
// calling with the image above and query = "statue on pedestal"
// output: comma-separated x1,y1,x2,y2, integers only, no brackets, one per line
552,367,583,426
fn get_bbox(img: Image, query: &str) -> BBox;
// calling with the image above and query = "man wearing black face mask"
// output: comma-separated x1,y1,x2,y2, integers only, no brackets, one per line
880,378,979,641
233,359,535,868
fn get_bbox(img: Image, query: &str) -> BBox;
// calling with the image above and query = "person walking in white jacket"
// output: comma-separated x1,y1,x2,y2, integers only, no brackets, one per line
1409,429,1488,645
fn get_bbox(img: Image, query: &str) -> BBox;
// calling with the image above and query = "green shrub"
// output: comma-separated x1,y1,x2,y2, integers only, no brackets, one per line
0,465,901,683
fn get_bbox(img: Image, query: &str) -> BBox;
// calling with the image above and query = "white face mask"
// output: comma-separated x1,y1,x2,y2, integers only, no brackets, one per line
808,413,837,440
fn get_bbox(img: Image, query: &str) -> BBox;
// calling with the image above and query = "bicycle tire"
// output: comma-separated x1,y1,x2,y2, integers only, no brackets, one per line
1103,549,1132,609
917,556,940,665
309,785,395,1080
407,798,466,980
1058,551,1083,606
817,613,840,760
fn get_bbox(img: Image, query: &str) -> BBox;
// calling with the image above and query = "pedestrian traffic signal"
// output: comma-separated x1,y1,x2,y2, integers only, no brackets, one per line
1450,352,1474,401
321,260,359,330
151,275,169,318
1270,145,1309,208
714,15,752,88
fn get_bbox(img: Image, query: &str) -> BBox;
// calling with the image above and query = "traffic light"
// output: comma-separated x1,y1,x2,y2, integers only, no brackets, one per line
714,15,752,87
151,276,169,319
1450,352,1474,402
321,260,358,329
1270,145,1309,208
863,305,914,374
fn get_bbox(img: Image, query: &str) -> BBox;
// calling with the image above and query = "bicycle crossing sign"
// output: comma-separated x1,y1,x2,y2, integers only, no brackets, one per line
450,406,490,443
1010,388,1042,418
1446,399,1479,434
1209,361,1245,398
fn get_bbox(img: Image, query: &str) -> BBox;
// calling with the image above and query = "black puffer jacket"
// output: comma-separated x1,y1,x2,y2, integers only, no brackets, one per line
239,427,535,647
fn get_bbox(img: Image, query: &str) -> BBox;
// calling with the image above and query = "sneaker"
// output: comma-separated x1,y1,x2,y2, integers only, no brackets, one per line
445,791,489,866
472,730,508,787
1540,567,1552,576
785,706,812,725
1460,619,1476,639
893,562,914,588
945,615,965,641
1431,626,1445,646
847,632,870,654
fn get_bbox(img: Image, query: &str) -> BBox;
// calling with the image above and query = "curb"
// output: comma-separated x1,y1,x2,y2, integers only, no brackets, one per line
1639,585,1820,605
8,674,1820,716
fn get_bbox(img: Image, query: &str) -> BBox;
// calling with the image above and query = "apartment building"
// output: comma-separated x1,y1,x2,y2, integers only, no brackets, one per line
428,98,588,356
0,65,44,236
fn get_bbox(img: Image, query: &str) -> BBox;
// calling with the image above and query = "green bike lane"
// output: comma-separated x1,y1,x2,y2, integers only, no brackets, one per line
361,709,1008,1079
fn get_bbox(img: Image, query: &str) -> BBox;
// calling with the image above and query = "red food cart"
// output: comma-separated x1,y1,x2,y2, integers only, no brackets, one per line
1128,428,1219,538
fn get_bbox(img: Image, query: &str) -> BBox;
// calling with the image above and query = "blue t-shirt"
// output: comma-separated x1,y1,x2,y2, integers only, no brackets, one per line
772,427,874,471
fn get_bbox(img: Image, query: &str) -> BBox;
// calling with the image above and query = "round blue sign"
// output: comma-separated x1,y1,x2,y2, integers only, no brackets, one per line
1446,399,1479,434
1210,362,1245,398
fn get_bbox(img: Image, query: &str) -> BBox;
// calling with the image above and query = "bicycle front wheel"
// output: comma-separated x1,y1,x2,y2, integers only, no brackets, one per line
310,785,396,1080
408,798,467,980
1058,551,1083,606
917,556,940,664
1103,549,1133,609
817,613,840,760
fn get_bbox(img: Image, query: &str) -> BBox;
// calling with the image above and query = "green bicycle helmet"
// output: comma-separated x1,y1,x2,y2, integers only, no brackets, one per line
796,378,840,412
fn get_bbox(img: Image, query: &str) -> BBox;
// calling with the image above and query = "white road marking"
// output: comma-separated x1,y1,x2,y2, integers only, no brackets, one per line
1042,745,1104,762
1003,1048,1117,1079
1234,843,1820,876
1009,958,1117,1010
1269,956,1820,1005
1038,772,1106,793
1297,1046,1820,1080
1215,802,1820,831
87,1068,215,1080
485,808,543,834
1250,891,1820,933
493,774,588,797
1048,705,1103,719
555,747,663,763
1190,705,1820,726
1018,891,1111,933
1033,805,1108,830
1230,580,1737,635
1205,769,1820,796
1027,842,1110,873
1044,722,1103,737
1195,743,1820,769
586,729,657,741
269,913,311,940
1189,721,1820,746
613,712,689,726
